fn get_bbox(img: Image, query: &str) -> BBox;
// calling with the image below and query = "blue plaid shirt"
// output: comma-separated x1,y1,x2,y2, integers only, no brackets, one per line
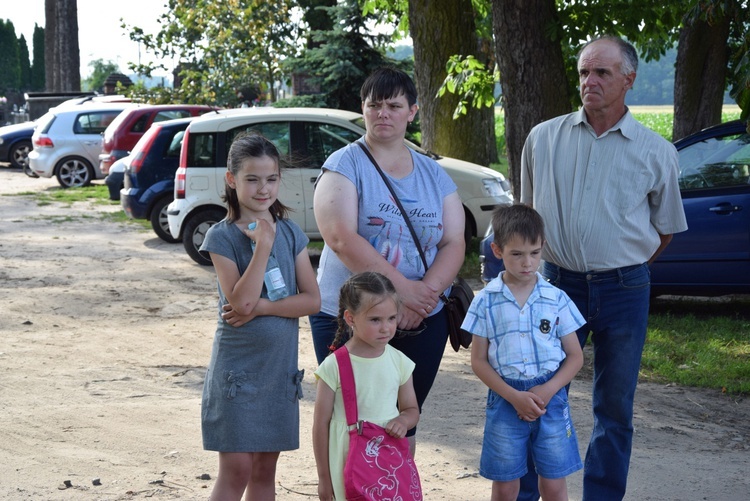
461,272,584,379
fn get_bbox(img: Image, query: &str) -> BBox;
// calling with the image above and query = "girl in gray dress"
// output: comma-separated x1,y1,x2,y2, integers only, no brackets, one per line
199,133,320,500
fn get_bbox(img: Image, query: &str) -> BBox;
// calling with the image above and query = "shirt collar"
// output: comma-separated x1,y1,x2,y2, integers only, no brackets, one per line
485,271,557,302
572,107,637,140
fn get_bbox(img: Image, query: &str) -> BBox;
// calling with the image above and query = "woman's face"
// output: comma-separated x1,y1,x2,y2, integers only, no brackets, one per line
362,92,417,143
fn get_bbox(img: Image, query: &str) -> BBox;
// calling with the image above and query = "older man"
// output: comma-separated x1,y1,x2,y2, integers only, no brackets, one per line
520,36,687,500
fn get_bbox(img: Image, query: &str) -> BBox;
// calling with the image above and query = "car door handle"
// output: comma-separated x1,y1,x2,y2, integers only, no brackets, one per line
310,177,318,183
709,203,742,214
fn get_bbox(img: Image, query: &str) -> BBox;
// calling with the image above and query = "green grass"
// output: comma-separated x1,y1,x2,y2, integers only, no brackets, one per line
9,183,151,231
644,297,750,394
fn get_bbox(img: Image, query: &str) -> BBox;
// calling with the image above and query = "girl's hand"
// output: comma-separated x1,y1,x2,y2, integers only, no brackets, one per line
243,218,275,250
385,416,409,439
317,477,334,501
221,303,256,326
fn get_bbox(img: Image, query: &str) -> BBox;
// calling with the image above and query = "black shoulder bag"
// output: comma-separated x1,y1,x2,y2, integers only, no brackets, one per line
356,141,473,352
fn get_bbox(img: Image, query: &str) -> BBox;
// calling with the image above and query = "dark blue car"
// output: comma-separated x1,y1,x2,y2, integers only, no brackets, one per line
120,117,194,243
480,120,750,297
0,121,35,172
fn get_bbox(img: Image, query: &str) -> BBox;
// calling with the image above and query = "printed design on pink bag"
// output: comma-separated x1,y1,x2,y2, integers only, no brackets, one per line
355,434,422,500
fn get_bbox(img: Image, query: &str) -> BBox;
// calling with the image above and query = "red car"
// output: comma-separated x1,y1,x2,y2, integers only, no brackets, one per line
99,104,216,174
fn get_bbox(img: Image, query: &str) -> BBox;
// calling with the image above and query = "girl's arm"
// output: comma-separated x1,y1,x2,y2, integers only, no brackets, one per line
471,335,546,421
252,247,321,319
529,332,584,407
210,218,275,316
385,375,420,439
314,171,440,329
312,379,335,501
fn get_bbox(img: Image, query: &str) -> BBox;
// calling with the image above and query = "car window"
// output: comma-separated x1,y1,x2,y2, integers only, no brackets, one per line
165,130,186,158
678,132,750,190
131,114,149,133
74,111,121,135
155,110,192,122
37,113,57,134
302,122,361,167
226,122,290,156
187,132,216,167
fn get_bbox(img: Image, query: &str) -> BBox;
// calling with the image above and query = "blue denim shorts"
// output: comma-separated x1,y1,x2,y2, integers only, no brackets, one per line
480,372,582,481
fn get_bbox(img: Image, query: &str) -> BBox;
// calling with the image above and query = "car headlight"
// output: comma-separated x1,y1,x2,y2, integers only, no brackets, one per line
482,178,505,197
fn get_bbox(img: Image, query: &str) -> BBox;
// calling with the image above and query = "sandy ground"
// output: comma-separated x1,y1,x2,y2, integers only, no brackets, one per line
0,166,748,501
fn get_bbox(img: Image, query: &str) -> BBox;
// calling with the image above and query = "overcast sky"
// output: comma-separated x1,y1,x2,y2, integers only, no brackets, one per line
3,0,172,78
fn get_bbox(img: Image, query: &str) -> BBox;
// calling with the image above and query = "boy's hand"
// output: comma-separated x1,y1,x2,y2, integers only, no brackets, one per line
511,390,546,421
317,477,334,501
529,383,556,410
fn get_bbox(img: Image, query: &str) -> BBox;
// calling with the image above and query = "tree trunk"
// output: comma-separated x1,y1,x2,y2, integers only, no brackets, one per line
672,15,730,141
44,0,80,92
408,0,497,168
492,0,570,200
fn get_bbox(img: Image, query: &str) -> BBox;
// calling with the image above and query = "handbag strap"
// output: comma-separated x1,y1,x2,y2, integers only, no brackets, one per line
334,346,359,427
357,140,450,303
356,140,429,272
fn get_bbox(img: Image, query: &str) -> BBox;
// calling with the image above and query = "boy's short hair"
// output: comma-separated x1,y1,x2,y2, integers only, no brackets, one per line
492,204,545,249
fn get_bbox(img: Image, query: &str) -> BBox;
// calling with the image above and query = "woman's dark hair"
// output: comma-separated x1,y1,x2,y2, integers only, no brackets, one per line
223,132,291,222
360,67,418,107
329,272,400,353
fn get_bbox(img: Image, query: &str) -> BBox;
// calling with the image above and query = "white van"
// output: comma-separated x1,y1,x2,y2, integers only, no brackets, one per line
168,107,512,265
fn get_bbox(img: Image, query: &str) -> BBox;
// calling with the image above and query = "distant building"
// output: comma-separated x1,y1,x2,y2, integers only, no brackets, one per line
103,73,134,95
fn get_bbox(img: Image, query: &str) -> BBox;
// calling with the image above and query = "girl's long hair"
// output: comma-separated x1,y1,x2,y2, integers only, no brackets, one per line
223,132,292,222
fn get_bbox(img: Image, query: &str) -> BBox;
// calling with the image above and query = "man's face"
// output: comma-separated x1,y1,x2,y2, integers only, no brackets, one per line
578,39,635,114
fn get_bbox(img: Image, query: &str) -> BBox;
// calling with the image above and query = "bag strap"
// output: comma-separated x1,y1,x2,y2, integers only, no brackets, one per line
356,140,429,272
334,346,359,427
356,140,453,304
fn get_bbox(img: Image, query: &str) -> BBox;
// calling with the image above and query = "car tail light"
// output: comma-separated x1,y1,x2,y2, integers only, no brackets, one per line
129,126,159,174
179,128,190,168
175,167,187,199
34,136,54,148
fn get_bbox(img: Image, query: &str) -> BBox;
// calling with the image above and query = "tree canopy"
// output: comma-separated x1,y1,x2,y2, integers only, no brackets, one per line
127,0,300,105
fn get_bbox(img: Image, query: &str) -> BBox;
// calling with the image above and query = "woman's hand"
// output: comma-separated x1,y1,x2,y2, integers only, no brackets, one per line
398,306,426,331
397,280,441,318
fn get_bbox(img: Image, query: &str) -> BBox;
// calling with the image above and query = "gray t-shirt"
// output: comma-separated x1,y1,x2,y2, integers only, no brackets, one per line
316,140,457,316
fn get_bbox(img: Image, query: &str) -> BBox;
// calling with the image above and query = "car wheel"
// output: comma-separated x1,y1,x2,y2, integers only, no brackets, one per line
150,196,180,243
55,157,94,188
182,208,227,266
10,141,33,171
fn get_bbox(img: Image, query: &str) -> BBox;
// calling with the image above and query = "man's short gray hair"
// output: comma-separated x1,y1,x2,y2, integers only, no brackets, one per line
579,35,638,75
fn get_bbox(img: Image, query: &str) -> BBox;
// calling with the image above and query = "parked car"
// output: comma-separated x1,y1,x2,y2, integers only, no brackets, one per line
0,121,36,172
105,156,129,200
28,103,134,187
99,104,216,176
167,107,513,265
120,117,194,242
479,120,750,297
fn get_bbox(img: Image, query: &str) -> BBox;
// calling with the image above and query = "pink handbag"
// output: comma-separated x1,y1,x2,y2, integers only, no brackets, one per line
335,346,423,501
